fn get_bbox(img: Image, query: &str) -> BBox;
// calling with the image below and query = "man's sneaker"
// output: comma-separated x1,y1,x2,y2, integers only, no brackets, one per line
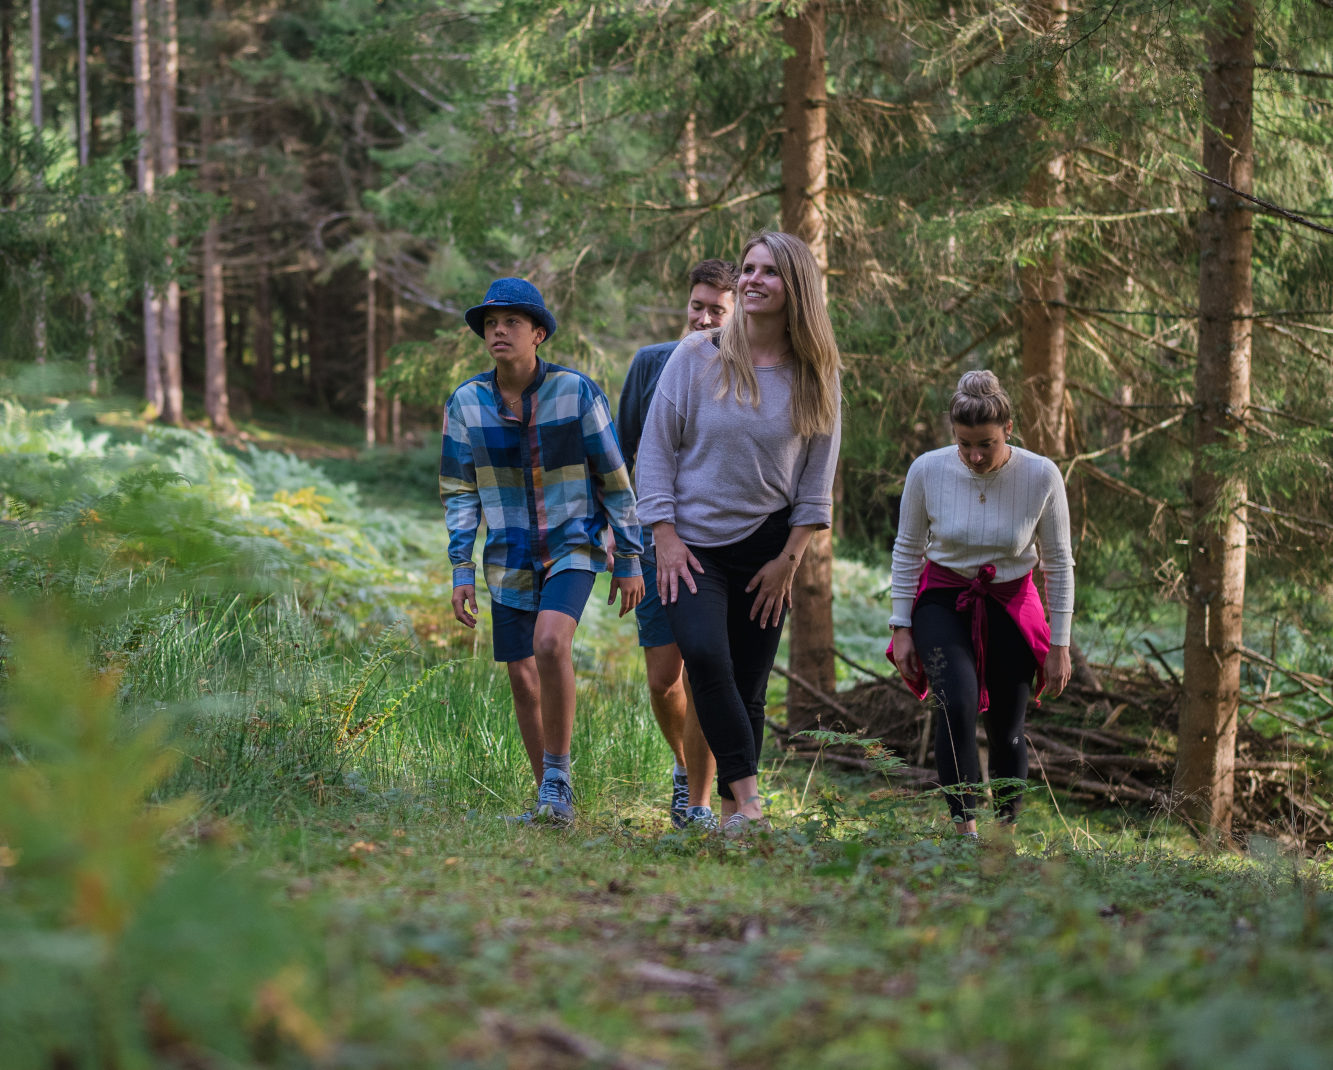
535,768,574,826
670,770,690,829
722,812,772,840
684,805,718,830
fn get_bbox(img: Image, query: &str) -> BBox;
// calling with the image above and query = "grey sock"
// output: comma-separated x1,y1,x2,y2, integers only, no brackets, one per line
542,751,571,777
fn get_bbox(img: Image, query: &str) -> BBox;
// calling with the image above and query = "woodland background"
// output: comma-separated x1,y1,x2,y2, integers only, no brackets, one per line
3,3,1333,1065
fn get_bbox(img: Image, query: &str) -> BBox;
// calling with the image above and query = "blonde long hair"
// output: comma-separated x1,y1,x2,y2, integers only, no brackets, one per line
714,231,841,438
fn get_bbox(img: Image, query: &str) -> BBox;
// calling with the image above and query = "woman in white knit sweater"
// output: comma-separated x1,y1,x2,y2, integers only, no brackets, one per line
889,371,1073,836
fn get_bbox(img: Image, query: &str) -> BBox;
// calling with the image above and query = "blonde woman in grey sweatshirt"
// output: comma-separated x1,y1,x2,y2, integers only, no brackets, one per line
636,231,842,838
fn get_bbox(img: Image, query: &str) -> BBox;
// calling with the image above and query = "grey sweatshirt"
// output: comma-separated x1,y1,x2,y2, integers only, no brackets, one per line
634,331,841,547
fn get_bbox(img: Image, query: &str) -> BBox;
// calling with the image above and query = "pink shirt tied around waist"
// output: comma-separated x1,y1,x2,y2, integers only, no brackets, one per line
886,561,1052,714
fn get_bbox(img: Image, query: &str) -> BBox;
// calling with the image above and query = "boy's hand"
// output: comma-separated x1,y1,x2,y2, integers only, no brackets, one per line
451,584,478,628
608,575,645,617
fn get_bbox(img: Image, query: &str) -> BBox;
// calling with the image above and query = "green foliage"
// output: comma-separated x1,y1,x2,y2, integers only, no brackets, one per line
0,600,324,1068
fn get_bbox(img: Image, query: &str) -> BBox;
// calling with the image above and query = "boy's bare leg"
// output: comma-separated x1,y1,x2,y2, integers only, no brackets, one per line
532,609,580,755
644,643,687,767
682,675,715,809
505,657,544,784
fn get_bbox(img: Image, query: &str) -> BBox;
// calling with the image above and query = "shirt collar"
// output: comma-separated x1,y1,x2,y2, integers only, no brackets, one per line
489,356,549,407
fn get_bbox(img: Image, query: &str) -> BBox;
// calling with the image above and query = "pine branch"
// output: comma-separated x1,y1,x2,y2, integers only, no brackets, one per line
1252,63,1333,81
1186,166,1333,236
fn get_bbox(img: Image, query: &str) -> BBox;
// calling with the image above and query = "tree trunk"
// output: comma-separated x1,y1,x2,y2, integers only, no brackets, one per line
77,0,96,393
781,0,836,734
364,263,377,447
390,286,402,446
374,277,390,444
1018,0,1068,459
29,0,44,364
1,0,13,210
1176,0,1254,841
132,0,162,412
1,1,14,147
201,79,231,433
157,0,183,424
254,227,274,403
27,0,37,129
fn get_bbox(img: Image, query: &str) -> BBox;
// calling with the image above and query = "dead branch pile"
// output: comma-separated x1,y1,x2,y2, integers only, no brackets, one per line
774,653,1332,853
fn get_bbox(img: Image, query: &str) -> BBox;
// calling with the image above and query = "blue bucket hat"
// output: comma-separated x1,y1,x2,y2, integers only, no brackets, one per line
464,277,558,342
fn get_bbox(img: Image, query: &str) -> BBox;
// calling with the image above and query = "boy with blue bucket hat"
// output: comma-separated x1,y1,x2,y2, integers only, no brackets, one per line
440,277,644,824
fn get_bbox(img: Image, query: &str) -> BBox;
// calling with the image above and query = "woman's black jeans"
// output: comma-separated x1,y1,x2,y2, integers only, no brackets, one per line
664,510,791,800
912,586,1038,823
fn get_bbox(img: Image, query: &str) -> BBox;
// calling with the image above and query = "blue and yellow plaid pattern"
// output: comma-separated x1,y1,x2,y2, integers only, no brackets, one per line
439,358,642,611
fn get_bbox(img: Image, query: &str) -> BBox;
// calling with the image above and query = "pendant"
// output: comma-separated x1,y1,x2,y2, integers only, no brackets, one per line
979,492,986,504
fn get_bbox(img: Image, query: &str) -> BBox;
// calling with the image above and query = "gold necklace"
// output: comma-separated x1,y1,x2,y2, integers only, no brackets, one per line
960,446,1011,503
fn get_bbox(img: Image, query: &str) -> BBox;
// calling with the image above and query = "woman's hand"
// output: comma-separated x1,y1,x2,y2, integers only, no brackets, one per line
745,554,799,629
890,626,919,679
1044,644,1072,698
652,523,704,604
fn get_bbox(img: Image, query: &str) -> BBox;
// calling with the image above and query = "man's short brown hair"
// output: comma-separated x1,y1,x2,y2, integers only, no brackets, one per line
688,258,740,292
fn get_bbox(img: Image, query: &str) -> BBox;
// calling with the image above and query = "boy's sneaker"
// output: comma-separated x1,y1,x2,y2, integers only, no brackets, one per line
535,768,574,826
670,770,690,829
684,805,718,830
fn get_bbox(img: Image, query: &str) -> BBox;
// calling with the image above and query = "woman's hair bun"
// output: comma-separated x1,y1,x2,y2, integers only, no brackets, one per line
957,369,1003,397
950,369,1013,426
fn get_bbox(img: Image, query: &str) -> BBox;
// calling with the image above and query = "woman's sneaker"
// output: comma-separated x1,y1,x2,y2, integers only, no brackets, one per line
536,768,574,826
670,770,690,829
684,805,718,830
722,812,772,839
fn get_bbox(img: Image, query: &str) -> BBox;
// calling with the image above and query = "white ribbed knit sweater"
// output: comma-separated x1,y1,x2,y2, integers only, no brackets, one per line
889,445,1075,645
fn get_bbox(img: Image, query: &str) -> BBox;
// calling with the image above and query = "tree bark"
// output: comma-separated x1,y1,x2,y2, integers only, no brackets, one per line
201,77,231,433
1018,0,1068,459
157,0,183,424
781,0,836,734
1176,0,1254,841
132,0,162,412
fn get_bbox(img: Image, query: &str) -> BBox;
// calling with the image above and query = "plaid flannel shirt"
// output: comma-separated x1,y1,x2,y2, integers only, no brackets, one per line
439,358,642,611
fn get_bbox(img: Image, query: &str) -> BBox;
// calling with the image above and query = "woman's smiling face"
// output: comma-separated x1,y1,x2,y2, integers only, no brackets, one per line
737,242,787,318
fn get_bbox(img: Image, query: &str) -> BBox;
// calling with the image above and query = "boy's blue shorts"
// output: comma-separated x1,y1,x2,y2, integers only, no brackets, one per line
491,568,597,663
634,549,676,649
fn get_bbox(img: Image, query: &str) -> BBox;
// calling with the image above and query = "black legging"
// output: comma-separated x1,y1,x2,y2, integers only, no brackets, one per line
664,510,791,800
912,587,1038,823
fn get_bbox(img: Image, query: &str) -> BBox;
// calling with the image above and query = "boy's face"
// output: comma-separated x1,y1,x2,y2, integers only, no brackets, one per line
684,282,735,333
483,310,546,367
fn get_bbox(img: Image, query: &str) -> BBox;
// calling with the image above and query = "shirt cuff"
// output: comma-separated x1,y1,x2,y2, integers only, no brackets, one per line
612,554,641,580
452,564,476,589
1049,612,1072,647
